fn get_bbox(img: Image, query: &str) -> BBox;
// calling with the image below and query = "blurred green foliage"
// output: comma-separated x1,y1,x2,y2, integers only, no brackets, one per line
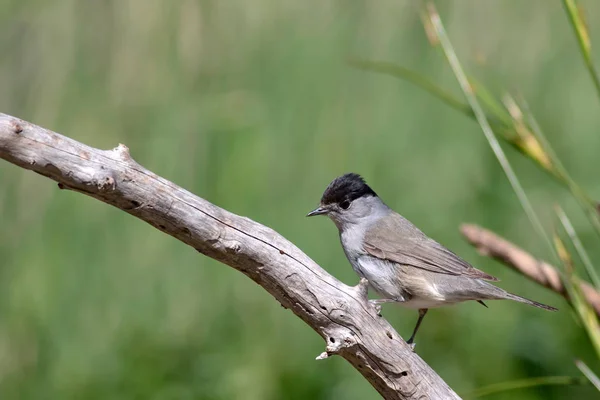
1,1,600,398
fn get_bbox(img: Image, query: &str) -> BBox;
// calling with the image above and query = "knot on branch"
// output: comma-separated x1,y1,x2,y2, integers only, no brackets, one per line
205,231,243,256
57,172,117,193
316,330,358,360
11,120,23,134
113,143,132,162
95,175,117,191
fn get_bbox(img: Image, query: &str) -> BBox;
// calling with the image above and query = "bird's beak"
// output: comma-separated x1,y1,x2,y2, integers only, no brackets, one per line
307,206,328,217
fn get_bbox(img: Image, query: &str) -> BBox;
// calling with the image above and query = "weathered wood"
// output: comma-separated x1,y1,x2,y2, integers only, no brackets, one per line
0,113,460,399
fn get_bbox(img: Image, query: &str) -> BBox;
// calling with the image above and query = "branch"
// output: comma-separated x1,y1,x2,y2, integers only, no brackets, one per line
461,223,600,317
0,113,460,400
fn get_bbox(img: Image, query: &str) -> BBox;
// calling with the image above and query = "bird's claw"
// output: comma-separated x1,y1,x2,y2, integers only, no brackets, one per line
368,300,382,316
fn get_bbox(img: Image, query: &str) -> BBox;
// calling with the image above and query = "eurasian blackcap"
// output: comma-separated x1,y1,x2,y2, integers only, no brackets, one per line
308,173,557,347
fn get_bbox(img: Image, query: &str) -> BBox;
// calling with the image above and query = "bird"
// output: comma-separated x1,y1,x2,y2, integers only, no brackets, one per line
307,173,557,347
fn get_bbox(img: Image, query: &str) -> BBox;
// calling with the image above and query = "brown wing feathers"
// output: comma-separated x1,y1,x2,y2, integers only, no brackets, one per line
363,216,498,281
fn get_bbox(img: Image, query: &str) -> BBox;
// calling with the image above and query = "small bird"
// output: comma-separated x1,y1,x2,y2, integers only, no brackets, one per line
307,173,557,347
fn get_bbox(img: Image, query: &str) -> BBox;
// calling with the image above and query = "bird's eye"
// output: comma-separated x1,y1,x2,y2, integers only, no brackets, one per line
340,200,351,210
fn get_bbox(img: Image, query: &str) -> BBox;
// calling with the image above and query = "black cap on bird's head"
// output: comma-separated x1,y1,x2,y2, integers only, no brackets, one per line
307,173,377,216
321,173,377,205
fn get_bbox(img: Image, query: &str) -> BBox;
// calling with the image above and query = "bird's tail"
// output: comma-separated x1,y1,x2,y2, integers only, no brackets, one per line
503,292,558,311
452,279,558,311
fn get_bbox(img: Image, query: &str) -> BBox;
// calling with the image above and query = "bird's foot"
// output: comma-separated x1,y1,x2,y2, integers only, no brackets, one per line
368,297,404,316
368,300,382,316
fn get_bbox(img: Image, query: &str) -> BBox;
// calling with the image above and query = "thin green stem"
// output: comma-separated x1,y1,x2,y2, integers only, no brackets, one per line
348,59,472,116
556,206,600,290
350,29,600,242
348,59,508,130
466,376,588,398
426,4,553,254
562,0,600,104
468,76,514,127
576,359,600,391
521,99,600,238
553,228,600,358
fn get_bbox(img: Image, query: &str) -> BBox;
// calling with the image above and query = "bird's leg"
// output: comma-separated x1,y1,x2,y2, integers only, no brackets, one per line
406,308,428,350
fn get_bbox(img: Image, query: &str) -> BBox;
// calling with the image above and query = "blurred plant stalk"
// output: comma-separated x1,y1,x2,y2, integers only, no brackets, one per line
347,57,600,238
461,224,600,317
465,375,589,398
351,1,600,394
462,222,600,393
576,359,600,392
422,2,554,256
553,229,600,358
349,5,600,240
562,0,600,104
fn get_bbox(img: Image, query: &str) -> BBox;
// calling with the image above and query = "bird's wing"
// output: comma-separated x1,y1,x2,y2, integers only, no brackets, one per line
363,215,498,281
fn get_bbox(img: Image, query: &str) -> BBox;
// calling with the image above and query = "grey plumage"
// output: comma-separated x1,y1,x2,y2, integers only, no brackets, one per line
363,212,498,281
308,173,557,346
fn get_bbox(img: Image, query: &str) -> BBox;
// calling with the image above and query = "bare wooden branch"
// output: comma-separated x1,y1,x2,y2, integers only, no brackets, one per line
0,113,460,400
461,223,600,316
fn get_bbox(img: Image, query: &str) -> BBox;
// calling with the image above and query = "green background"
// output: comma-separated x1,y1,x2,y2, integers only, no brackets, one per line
0,1,598,398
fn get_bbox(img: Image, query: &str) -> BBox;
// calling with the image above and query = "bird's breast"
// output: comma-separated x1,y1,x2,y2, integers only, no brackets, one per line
339,225,367,270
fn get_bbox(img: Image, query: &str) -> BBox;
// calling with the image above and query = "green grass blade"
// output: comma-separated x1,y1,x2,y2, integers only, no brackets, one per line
350,58,600,237
349,58,516,134
424,3,552,251
556,206,600,290
468,76,514,127
501,95,555,173
553,230,600,358
518,97,568,177
562,0,600,102
348,59,474,118
350,24,600,243
516,97,600,239
576,359,600,391
465,376,588,398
